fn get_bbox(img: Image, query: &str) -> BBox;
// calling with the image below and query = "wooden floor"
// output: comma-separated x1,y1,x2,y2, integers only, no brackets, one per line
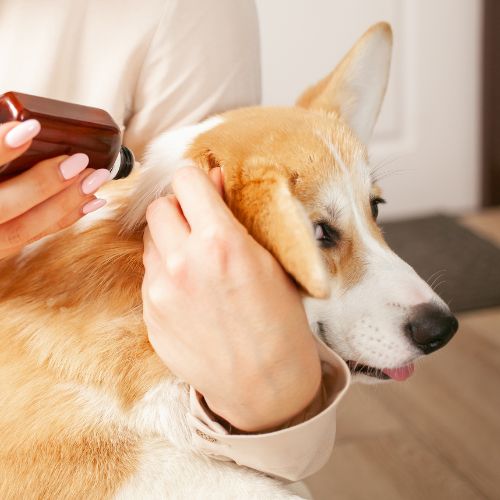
305,209,500,500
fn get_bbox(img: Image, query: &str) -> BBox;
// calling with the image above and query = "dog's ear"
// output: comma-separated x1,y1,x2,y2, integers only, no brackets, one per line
210,156,329,299
296,22,392,143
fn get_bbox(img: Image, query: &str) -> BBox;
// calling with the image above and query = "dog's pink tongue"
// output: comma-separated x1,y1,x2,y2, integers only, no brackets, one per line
382,363,415,381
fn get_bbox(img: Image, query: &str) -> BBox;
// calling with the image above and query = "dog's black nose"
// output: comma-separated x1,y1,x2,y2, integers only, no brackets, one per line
405,303,459,354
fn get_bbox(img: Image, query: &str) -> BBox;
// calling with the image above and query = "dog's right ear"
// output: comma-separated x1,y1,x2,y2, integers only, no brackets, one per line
221,157,329,299
296,22,393,144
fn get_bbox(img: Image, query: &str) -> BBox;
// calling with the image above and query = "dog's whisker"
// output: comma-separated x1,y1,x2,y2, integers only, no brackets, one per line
430,275,444,290
371,166,410,183
433,279,447,292
426,269,446,286
428,270,447,291
370,154,404,175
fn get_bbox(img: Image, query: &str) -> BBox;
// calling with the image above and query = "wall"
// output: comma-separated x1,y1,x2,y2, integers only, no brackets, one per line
254,0,483,220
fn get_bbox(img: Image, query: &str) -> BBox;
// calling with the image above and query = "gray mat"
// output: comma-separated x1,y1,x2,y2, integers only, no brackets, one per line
381,214,500,313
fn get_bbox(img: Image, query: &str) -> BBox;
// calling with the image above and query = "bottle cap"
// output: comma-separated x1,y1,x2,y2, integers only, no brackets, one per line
110,146,135,180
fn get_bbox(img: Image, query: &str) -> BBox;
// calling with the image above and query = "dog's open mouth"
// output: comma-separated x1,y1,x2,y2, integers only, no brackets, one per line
346,361,415,381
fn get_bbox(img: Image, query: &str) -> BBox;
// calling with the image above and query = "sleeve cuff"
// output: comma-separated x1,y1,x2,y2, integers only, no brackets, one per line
186,337,351,482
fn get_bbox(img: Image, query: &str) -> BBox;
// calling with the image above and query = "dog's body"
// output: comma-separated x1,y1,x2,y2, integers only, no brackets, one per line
0,23,457,498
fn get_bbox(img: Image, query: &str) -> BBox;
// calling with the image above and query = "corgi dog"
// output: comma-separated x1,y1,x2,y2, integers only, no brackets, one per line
0,22,458,498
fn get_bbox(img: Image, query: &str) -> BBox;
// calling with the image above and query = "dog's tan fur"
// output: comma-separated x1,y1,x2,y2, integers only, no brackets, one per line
0,218,156,497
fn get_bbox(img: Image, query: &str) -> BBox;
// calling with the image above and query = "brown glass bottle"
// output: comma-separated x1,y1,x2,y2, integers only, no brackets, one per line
0,91,134,180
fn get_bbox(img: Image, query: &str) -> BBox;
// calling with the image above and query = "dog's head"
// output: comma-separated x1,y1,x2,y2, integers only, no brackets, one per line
126,22,458,383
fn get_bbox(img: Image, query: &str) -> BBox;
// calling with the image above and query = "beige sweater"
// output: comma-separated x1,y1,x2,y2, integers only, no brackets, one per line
0,0,350,482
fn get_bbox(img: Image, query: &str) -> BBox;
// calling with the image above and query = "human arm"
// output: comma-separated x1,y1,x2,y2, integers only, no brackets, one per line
142,166,322,432
142,167,351,480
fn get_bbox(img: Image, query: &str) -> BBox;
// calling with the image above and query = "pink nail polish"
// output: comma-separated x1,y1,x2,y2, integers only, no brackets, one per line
81,169,110,194
82,198,107,215
59,153,89,180
4,119,41,148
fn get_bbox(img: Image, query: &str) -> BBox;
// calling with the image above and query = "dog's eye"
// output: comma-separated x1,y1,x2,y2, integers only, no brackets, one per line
370,197,386,220
314,222,340,248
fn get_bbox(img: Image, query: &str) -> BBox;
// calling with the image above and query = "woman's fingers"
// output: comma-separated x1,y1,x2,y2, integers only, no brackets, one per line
0,152,91,224
143,166,229,281
44,197,107,237
0,168,109,250
0,120,40,167
171,166,233,231
0,196,106,260
145,196,189,259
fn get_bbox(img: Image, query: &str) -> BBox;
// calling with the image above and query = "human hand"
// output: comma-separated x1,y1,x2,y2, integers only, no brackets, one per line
0,120,111,259
142,166,322,432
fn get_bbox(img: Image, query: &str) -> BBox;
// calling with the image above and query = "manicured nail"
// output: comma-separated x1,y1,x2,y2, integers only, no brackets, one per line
4,119,41,148
81,169,110,194
59,153,89,180
82,198,107,215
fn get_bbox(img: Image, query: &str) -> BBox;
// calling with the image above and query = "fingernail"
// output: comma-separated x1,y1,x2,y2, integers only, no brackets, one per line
59,153,89,180
82,198,107,215
4,119,41,148
81,169,110,194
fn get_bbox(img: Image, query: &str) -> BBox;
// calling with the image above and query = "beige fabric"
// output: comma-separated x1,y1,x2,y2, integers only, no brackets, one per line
0,0,261,160
188,338,350,482
0,0,351,483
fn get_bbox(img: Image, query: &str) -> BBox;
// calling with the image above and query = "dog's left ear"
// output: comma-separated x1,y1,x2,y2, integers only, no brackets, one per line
212,157,329,299
296,22,393,143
